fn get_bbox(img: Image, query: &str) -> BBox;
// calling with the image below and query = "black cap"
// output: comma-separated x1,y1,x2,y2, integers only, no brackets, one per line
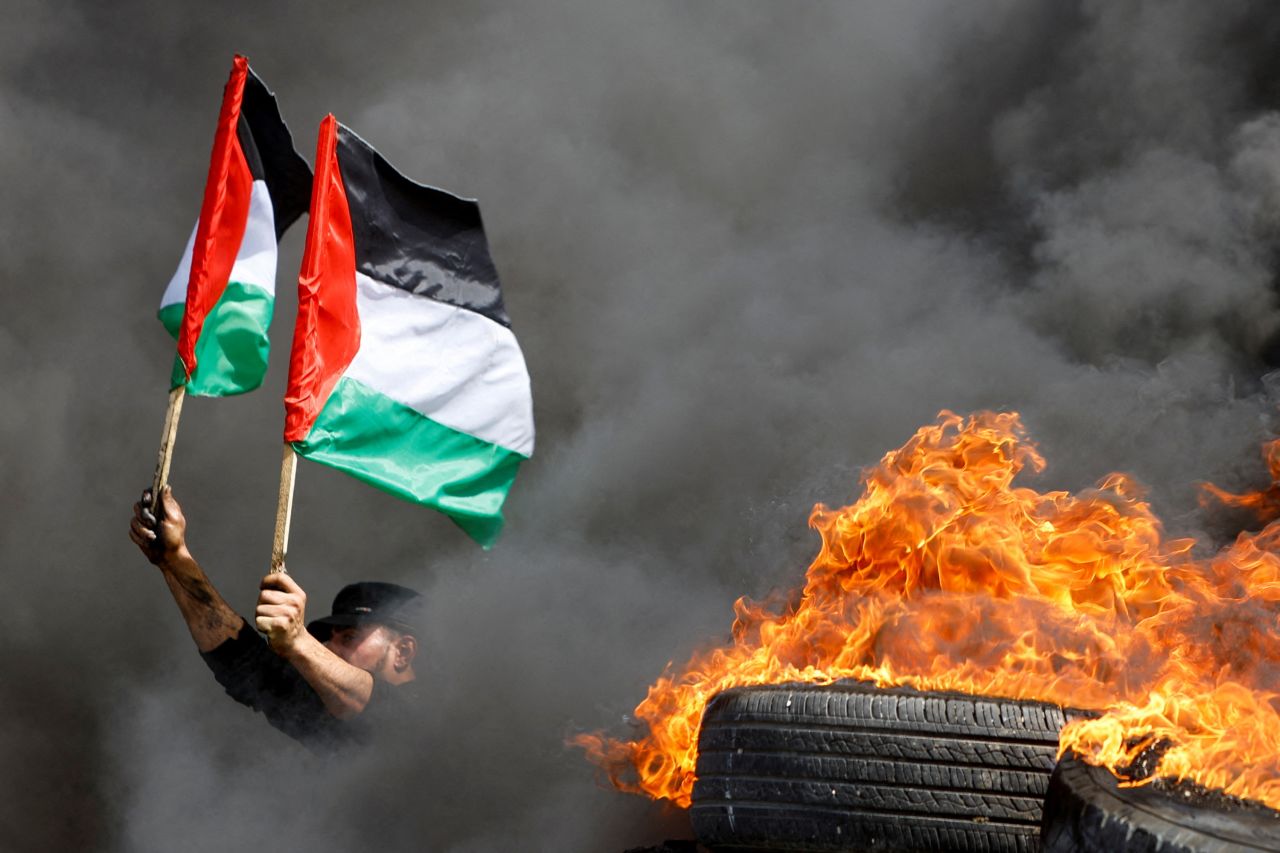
307,582,423,641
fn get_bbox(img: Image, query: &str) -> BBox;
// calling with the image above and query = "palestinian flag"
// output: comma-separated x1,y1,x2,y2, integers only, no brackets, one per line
159,55,312,396
284,116,534,547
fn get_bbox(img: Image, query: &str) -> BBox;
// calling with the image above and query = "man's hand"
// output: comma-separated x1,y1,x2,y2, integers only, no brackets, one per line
129,486,189,568
257,571,376,719
256,572,312,657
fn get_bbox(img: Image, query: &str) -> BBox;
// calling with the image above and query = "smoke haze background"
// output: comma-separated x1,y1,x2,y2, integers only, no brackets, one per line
5,0,1280,849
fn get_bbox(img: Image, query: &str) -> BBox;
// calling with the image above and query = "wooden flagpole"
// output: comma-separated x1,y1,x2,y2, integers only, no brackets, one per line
150,385,187,513
271,443,298,573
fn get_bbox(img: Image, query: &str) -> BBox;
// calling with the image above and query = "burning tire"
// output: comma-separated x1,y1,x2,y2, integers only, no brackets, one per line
690,681,1072,852
1040,752,1280,853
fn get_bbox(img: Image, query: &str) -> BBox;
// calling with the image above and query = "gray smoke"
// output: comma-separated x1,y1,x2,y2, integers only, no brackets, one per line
5,1,1280,850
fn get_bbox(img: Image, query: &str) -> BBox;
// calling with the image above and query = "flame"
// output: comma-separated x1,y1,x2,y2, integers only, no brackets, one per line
1200,437,1280,524
572,411,1280,810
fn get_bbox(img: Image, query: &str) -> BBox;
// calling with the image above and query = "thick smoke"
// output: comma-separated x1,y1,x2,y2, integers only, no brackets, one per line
5,1,1280,850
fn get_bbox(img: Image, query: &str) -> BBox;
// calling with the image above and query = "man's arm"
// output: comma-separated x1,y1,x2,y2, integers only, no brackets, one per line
129,487,245,652
131,489,374,722
255,572,374,720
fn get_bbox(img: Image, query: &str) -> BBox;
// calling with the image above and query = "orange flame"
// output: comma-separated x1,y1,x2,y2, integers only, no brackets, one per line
1200,437,1280,524
572,411,1280,810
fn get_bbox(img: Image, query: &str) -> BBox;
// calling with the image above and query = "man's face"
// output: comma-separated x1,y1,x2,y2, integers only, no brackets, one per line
325,623,397,677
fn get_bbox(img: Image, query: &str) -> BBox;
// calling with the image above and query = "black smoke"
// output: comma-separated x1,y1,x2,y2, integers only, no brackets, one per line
5,1,1280,850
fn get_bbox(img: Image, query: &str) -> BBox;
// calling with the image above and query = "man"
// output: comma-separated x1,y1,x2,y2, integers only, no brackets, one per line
129,485,421,752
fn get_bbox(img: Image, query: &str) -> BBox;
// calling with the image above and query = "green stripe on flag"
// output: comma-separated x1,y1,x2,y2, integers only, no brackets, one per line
290,375,526,547
158,280,273,397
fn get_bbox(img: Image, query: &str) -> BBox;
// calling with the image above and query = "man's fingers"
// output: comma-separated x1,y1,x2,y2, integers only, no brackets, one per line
255,601,292,615
255,567,306,652
260,571,302,592
255,602,301,620
130,517,156,540
260,573,287,591
132,489,160,528
255,607,307,652
256,589,297,607
254,612,291,632
260,572,304,595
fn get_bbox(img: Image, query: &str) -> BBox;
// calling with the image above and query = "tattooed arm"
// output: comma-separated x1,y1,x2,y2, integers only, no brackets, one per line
130,486,245,652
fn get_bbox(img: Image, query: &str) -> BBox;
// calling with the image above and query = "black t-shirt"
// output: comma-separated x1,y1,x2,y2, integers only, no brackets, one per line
200,623,417,754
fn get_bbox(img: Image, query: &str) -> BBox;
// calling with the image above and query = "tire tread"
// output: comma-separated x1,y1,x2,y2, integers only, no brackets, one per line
692,681,1070,852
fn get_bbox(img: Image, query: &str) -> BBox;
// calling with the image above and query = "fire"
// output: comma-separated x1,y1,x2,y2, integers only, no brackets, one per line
1201,437,1280,524
573,411,1280,810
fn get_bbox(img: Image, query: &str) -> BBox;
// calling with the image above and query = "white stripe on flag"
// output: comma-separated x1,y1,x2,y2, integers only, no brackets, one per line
345,271,535,456
160,180,278,309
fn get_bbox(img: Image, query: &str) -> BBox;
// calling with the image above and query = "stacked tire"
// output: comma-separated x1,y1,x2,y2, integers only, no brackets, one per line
690,681,1073,852
687,681,1280,853
1040,752,1280,853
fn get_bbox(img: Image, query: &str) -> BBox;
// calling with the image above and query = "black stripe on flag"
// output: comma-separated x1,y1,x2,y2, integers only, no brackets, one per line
239,68,313,239
236,114,267,182
335,124,509,328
